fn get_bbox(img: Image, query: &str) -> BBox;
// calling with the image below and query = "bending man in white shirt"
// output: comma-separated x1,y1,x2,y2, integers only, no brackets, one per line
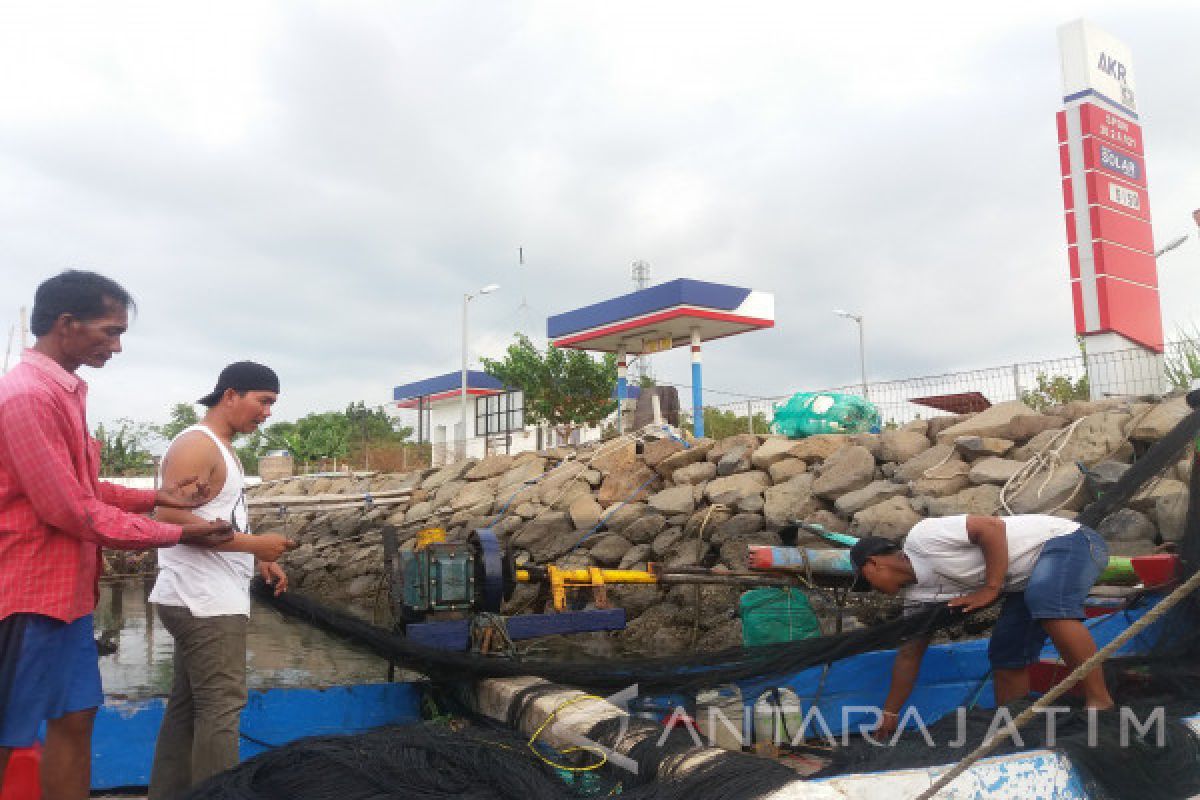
850,514,1113,739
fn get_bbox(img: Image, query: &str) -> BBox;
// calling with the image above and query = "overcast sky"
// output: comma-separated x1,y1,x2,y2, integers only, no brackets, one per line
2,0,1197,433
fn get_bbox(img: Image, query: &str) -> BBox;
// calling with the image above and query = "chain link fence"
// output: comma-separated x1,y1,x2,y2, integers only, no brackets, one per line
670,337,1199,432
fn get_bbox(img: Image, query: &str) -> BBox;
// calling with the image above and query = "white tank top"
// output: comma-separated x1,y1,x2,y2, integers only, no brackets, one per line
149,424,256,617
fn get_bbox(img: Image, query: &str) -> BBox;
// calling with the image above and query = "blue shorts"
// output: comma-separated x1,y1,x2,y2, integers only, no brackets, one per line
0,614,103,747
987,527,1109,670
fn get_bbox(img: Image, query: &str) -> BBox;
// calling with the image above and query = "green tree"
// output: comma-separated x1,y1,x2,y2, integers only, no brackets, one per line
481,333,617,440
680,407,770,439
94,419,157,476
157,402,199,441
1020,372,1090,411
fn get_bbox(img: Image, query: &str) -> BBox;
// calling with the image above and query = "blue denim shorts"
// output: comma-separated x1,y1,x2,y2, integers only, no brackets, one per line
987,526,1109,670
0,614,104,747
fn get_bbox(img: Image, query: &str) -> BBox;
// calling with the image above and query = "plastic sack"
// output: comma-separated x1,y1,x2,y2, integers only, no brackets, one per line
738,588,820,646
770,391,880,439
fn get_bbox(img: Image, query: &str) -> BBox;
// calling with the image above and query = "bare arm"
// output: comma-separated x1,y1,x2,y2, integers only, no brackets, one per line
948,515,1009,612
156,432,292,560
877,635,931,737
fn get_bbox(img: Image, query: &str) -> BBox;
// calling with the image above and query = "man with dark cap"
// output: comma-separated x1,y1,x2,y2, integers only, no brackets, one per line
0,271,237,799
147,362,297,798
850,514,1112,738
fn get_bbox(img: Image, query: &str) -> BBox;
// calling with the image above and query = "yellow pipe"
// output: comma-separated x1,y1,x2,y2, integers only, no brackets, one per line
515,568,658,585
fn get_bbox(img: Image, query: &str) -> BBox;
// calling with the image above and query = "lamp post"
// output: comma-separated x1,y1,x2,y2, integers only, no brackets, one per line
832,309,868,400
461,283,500,459
1154,234,1188,259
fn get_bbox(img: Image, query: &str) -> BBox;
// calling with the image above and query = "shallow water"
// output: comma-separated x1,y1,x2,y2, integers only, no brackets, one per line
96,578,391,698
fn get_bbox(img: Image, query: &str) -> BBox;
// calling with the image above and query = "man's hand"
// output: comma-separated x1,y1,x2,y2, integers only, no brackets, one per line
873,710,900,741
179,520,234,546
948,586,1002,613
156,476,212,509
259,561,289,596
250,533,299,563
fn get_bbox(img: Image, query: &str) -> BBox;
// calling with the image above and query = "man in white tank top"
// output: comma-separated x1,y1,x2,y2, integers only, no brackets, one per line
146,362,297,798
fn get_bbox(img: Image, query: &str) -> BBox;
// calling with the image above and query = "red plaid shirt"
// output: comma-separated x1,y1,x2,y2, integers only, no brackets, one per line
0,349,182,622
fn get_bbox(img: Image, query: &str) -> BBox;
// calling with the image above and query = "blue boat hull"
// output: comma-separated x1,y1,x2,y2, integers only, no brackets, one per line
92,682,422,790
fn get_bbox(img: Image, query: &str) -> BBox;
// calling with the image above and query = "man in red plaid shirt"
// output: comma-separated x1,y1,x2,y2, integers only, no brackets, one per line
0,271,237,799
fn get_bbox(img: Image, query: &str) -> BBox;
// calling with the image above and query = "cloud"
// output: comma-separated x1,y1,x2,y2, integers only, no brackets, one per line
1,0,1196,431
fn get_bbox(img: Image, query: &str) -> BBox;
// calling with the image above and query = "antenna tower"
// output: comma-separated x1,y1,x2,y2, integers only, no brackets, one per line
629,261,652,383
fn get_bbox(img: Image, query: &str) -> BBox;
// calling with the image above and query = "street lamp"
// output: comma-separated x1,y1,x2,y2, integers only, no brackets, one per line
1154,235,1188,259
832,309,869,400
461,283,500,459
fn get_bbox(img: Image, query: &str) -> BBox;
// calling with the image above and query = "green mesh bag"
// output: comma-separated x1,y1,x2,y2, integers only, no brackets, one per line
770,391,880,438
739,588,820,646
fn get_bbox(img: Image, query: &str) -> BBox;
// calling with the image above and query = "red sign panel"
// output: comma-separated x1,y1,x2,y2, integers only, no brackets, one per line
1085,172,1151,221
1095,276,1164,351
1091,240,1158,286
1088,205,1155,254
1080,103,1144,154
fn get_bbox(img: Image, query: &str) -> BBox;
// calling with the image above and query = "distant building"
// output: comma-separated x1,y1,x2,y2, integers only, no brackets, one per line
393,370,620,465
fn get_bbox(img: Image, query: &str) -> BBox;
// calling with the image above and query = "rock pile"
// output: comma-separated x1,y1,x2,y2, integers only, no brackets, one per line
249,395,1193,655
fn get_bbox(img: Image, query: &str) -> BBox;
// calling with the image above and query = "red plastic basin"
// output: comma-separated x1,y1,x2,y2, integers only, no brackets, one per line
1130,554,1180,587
0,744,40,800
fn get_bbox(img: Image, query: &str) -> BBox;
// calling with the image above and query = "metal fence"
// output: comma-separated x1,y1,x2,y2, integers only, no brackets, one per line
672,338,1198,431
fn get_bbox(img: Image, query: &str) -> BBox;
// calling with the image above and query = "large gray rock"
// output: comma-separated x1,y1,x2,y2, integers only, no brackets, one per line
651,527,686,557
716,445,753,476
1154,492,1189,542
568,495,604,530
642,438,685,469
851,497,922,540
909,460,971,498
597,463,658,507
589,534,633,567
510,511,574,549
893,444,956,483
1082,460,1130,499
1131,478,1188,513
764,475,824,527
708,434,760,464
466,454,514,481
969,457,1025,486
404,500,435,522
433,479,469,508
1010,412,1132,464
935,400,1037,444
852,433,883,461
768,458,806,484
622,513,670,544
834,480,909,516
678,505,724,533
1006,413,1063,442
916,484,1002,517
604,503,650,533
672,461,717,485
648,486,696,516
618,544,654,570
1005,464,1085,514
705,471,771,504
1097,509,1156,542
1131,396,1190,442
667,539,709,568
710,512,764,544
655,439,715,478
422,459,477,490
954,436,1014,460
880,430,932,463
751,437,798,470
788,435,851,464
589,440,637,474
812,445,876,500
736,493,765,514
534,461,587,503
